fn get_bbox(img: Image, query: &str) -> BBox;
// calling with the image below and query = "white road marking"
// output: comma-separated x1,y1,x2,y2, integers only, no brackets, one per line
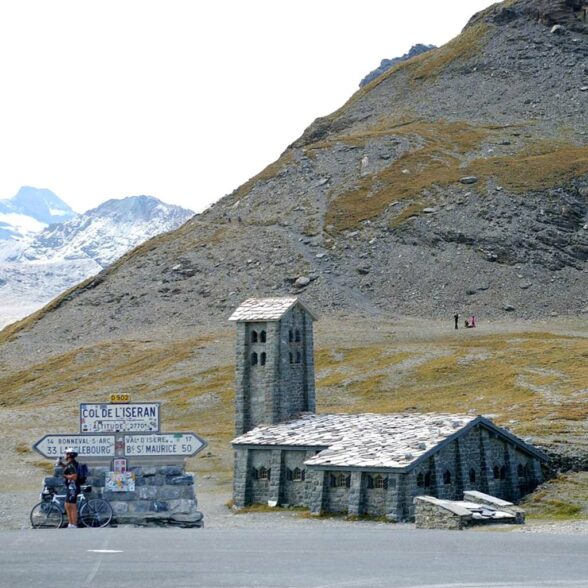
87,549,123,553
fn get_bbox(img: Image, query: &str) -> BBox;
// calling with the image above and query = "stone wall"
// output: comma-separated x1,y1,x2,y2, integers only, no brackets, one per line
44,464,202,527
404,425,543,519
278,306,315,420
414,496,472,530
232,426,545,521
464,490,526,523
234,304,315,436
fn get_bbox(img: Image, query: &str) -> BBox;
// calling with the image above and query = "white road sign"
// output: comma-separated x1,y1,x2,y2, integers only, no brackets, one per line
124,433,207,457
80,403,160,433
33,434,116,459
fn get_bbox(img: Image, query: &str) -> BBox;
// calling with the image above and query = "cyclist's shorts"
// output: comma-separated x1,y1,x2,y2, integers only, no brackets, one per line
65,483,79,504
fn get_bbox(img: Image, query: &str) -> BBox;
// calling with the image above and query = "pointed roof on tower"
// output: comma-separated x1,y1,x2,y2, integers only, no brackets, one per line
228,297,317,322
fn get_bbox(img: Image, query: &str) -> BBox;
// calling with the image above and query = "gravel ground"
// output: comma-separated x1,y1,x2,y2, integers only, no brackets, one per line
4,485,587,534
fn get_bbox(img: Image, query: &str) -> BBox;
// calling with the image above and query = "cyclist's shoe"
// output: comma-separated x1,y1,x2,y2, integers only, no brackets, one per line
67,524,78,528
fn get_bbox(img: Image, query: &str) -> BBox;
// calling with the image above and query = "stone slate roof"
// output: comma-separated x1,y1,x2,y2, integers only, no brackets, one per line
232,413,479,469
228,297,316,322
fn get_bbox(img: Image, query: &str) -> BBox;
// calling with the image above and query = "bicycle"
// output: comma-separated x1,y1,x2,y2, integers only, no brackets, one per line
30,485,113,529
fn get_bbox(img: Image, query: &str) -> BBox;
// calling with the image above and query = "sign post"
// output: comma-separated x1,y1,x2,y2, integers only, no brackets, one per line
32,395,207,526
124,433,207,458
33,434,116,459
80,403,160,433
34,401,206,463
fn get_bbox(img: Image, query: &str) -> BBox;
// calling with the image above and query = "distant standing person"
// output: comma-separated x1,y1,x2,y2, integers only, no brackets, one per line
454,313,459,330
60,448,80,528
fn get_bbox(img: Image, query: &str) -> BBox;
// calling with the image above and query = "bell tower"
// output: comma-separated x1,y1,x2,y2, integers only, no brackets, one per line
229,297,316,435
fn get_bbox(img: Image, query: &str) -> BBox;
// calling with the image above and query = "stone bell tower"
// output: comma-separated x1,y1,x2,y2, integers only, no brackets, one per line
228,297,316,435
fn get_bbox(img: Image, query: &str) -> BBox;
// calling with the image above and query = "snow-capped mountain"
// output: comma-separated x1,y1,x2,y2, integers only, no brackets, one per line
0,186,76,241
0,193,193,328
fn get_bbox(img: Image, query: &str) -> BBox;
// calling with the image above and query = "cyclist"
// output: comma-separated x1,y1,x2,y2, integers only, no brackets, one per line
60,448,80,528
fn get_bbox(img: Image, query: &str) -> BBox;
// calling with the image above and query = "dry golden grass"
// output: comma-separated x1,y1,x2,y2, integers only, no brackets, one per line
322,116,588,231
324,120,490,231
409,22,489,81
522,472,588,520
470,144,588,192
315,333,588,438
1,321,586,518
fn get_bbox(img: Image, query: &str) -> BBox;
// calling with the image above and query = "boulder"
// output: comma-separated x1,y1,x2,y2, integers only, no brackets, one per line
294,276,311,288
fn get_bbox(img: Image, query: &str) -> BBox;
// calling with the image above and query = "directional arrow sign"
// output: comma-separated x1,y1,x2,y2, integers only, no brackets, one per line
33,434,116,459
123,432,207,457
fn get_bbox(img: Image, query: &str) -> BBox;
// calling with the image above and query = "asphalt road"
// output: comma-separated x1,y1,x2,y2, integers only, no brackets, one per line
1,527,587,588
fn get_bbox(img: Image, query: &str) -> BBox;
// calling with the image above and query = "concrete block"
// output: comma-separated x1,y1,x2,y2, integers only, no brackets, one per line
167,499,197,514
102,491,136,502
129,501,153,514
159,466,183,476
151,500,168,512
110,502,129,515
137,486,158,500
167,474,194,486
43,477,62,488
157,486,183,500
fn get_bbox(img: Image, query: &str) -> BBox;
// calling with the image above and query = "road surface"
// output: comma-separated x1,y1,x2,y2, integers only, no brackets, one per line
1,526,587,587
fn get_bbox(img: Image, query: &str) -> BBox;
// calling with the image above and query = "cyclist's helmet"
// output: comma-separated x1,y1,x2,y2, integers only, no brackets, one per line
64,448,78,457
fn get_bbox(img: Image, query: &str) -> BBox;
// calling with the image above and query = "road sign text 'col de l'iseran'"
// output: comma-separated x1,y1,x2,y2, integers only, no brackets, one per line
33,398,206,462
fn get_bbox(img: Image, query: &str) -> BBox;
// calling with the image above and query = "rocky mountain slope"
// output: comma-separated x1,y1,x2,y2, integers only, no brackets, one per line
0,0,586,518
0,195,193,327
0,0,585,356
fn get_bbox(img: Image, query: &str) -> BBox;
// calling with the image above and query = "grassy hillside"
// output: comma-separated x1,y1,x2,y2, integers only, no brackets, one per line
2,318,586,520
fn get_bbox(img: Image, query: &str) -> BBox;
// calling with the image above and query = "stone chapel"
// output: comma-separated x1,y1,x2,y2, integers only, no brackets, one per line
229,297,548,521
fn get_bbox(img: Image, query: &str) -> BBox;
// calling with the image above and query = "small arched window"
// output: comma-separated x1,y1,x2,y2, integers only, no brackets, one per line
295,329,301,342
260,352,266,366
260,330,266,343
424,471,432,488
292,467,304,482
443,470,451,485
296,351,301,364
289,329,293,343
499,466,507,480
258,466,269,480
289,352,293,364
416,473,425,487
493,465,500,480
469,468,476,484
517,464,524,478
330,473,350,488
251,330,258,343
374,475,387,489
251,352,258,366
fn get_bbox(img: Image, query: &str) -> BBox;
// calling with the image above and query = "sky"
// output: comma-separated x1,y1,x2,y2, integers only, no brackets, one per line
0,0,498,214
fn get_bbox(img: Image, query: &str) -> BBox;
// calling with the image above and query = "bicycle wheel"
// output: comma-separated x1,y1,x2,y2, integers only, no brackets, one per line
30,502,64,529
79,499,113,528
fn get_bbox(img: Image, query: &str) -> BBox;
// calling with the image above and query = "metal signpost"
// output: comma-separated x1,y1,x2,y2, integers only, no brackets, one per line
33,434,116,458
32,395,208,523
124,433,206,457
33,397,207,464
80,402,160,433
